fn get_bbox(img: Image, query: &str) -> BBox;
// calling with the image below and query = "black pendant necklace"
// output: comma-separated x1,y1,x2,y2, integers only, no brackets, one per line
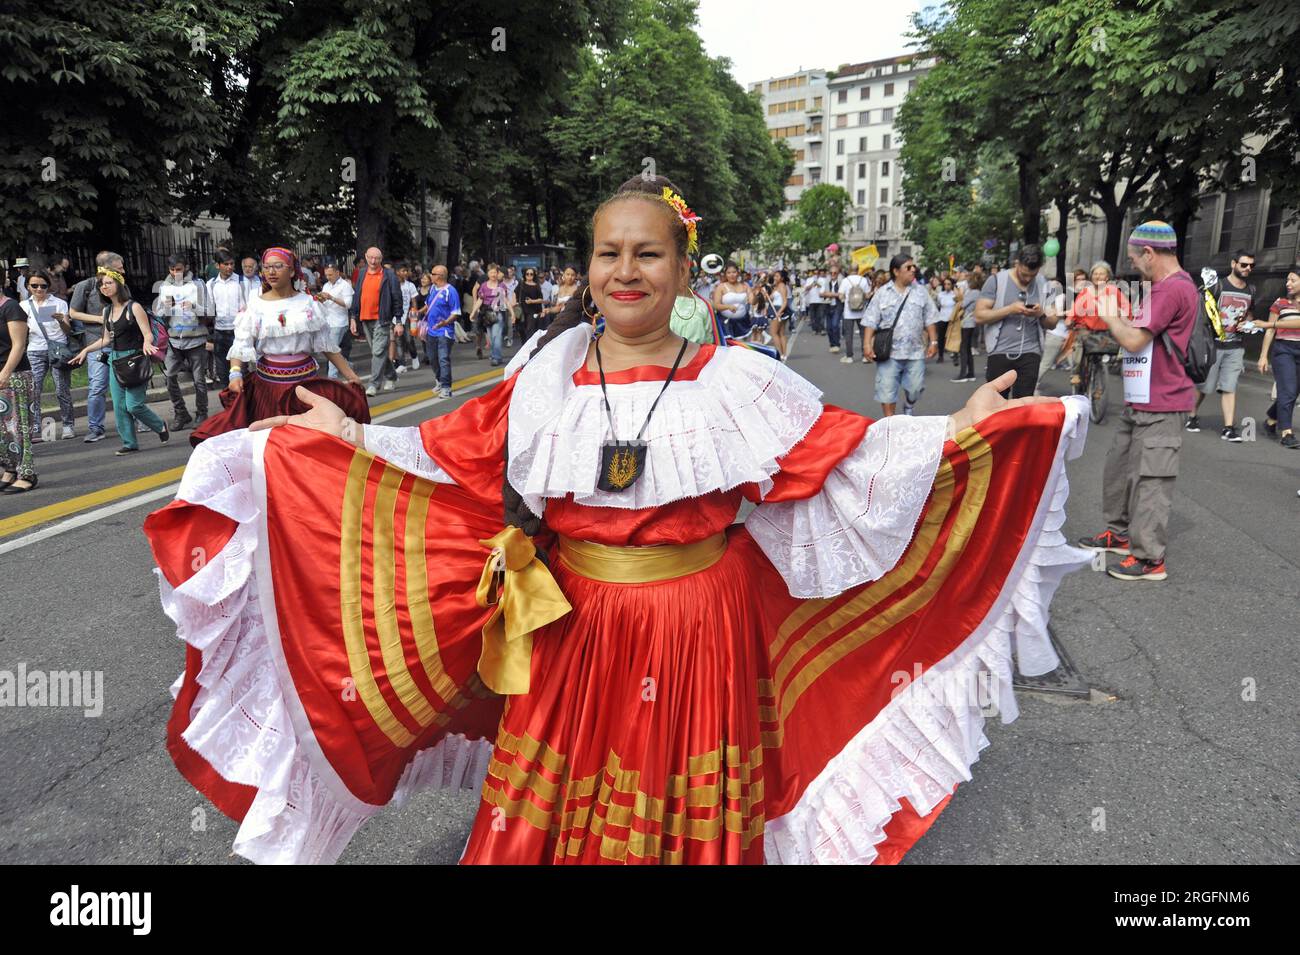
595,335,690,492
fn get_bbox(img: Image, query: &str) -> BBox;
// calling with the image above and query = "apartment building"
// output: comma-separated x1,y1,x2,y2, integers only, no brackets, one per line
748,69,829,214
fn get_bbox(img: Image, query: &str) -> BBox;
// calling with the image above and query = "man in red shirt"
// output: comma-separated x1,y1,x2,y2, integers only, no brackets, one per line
347,246,403,396
1077,221,1200,582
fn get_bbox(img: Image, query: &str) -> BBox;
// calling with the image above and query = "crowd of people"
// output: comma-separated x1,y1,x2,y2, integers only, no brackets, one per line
3,235,1297,510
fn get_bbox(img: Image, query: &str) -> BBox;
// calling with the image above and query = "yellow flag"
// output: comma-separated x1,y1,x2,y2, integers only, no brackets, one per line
851,244,879,272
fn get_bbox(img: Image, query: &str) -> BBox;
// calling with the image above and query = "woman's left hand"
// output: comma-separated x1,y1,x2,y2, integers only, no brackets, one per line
143,342,159,357
949,371,1057,433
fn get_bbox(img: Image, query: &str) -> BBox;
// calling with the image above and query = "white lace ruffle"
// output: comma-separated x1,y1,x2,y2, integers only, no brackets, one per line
362,424,455,484
764,396,1092,864
506,324,825,516
157,428,492,864
746,415,948,598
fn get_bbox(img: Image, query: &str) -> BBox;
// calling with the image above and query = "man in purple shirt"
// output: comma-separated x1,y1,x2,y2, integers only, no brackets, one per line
1077,221,1200,582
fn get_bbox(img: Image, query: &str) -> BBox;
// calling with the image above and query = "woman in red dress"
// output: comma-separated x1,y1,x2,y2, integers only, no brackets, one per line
144,177,1092,864
189,247,368,446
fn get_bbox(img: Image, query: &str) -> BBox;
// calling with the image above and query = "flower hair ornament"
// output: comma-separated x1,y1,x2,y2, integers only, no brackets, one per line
660,187,701,254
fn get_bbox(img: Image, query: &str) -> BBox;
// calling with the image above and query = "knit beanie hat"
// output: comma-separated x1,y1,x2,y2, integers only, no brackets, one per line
1127,220,1178,251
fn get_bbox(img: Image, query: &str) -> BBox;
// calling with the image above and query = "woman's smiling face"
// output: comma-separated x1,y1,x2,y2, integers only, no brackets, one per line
588,198,686,339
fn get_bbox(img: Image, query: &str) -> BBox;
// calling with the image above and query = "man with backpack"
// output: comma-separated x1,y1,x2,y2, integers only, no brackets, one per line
838,266,872,364
1077,221,1202,582
153,254,213,430
974,243,1057,398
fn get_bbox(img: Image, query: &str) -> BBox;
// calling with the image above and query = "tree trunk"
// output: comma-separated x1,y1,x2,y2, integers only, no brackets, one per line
351,110,395,253
1054,194,1070,286
1018,155,1042,244
446,194,464,268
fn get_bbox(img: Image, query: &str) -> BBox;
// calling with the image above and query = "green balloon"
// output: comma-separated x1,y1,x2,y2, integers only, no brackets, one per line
1043,238,1061,258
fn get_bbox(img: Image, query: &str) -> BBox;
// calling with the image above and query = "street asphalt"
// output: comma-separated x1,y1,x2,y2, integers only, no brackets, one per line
1,321,1296,865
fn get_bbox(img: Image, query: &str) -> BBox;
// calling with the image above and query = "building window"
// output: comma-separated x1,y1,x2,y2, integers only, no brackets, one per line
810,168,821,183
812,96,822,108
837,89,847,103
857,162,866,177
859,111,870,125
881,107,894,122
808,143,820,159
881,160,890,176
856,215,865,232
908,79,917,91
879,213,889,232
1263,198,1286,248
882,133,891,149
1217,192,1237,252
836,139,845,155
836,165,844,181
857,189,865,205
880,187,889,204
884,82,894,96
791,149,805,162
859,86,870,100
835,114,848,128
858,137,867,152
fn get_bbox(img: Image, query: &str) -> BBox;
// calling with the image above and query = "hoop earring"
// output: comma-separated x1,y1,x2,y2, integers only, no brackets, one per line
582,286,601,325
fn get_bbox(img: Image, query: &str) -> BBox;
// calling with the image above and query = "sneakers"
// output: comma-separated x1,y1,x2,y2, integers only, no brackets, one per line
951,376,976,383
193,415,206,427
839,356,853,364
170,416,192,431
83,431,107,444
115,446,140,456
365,383,378,397
902,401,915,416
436,387,452,399
1264,418,1278,438
1108,554,1168,582
382,380,395,392
829,346,841,354
395,364,407,376
1281,432,1300,449
411,357,420,371
61,424,76,439
1221,425,1242,443
159,424,170,445
1077,529,1131,555
861,356,870,363
1184,416,1201,433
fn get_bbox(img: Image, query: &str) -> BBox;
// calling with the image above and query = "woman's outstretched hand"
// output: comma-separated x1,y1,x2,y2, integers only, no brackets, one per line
249,387,348,436
948,371,1058,434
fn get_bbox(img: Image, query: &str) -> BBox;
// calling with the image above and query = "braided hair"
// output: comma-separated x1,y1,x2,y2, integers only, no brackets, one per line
500,174,693,535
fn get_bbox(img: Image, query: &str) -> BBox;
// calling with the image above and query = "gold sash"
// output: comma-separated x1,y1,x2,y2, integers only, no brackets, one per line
557,532,727,583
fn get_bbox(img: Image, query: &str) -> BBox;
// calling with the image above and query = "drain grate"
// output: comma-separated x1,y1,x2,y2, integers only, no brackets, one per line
1012,626,1091,698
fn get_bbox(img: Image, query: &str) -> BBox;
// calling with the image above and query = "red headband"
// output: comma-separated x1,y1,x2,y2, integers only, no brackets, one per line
261,246,303,286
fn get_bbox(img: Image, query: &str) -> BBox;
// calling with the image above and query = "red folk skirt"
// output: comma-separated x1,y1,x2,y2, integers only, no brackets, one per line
190,354,370,447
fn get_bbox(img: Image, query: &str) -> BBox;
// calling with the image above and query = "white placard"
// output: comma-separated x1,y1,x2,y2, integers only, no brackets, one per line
1121,339,1153,405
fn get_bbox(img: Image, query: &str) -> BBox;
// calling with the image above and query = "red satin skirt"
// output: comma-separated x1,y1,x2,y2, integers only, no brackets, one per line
191,355,370,446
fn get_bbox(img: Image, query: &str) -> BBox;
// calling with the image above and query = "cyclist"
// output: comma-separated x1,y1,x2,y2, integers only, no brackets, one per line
1069,261,1129,393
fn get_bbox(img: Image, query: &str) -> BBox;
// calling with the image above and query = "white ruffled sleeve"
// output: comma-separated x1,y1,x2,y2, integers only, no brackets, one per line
227,307,258,363
745,415,948,599
362,424,455,484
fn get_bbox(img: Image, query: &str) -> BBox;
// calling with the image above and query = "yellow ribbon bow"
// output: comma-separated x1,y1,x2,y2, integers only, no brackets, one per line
475,527,572,695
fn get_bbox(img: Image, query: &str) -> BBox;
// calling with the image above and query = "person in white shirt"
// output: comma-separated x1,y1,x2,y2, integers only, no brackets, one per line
21,269,76,439
803,268,824,334
838,268,873,364
240,257,262,302
207,252,247,388
504,265,520,348
315,259,355,379
390,261,420,374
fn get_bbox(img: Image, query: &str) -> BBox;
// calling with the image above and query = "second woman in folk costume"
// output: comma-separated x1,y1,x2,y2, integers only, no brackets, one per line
189,247,369,446
145,175,1092,864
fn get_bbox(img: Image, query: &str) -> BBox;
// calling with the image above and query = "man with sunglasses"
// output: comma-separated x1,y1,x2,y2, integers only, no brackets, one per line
1187,250,1256,441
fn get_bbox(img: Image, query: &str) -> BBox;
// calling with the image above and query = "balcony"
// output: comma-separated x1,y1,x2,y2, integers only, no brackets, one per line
804,127,823,143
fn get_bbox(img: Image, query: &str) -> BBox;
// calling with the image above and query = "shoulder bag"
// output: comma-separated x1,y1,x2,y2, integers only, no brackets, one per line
29,302,78,369
872,288,912,362
107,300,154,389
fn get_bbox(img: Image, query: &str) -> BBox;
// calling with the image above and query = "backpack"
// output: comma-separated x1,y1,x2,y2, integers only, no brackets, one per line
845,277,868,311
1158,272,1214,385
149,309,170,363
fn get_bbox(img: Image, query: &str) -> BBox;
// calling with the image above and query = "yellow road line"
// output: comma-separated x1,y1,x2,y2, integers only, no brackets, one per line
0,367,504,541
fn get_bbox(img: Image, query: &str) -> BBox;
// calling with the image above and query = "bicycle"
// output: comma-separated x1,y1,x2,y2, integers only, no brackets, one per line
1074,332,1119,424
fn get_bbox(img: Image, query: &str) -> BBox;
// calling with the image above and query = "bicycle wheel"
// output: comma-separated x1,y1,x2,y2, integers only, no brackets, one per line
1089,355,1108,423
